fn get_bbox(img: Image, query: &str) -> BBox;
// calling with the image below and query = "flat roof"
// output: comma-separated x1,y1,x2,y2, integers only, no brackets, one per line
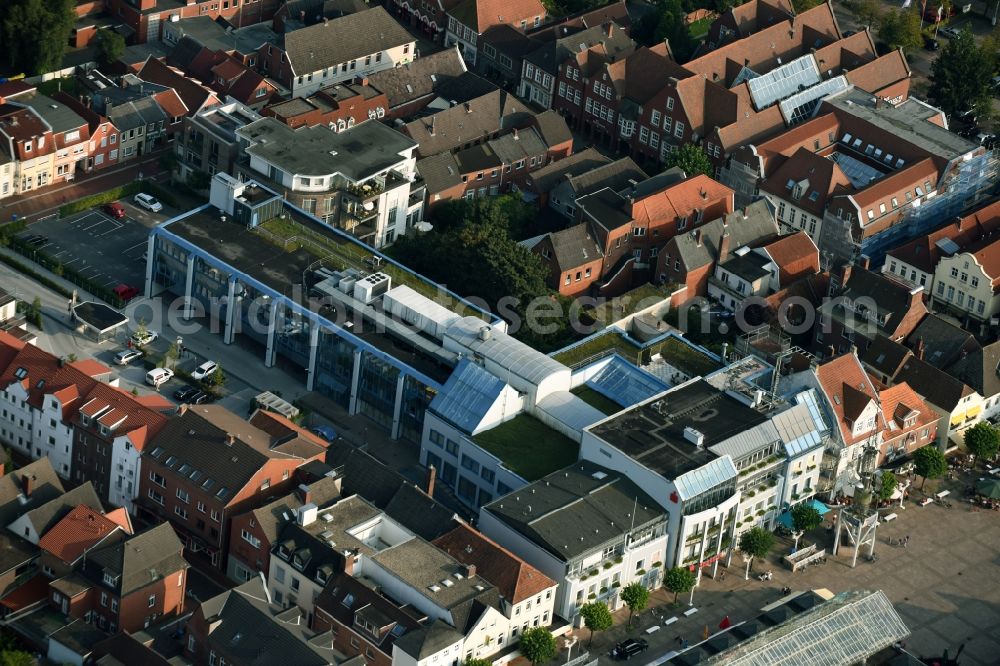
72,302,129,333
159,202,482,384
473,414,579,481
589,380,768,480
240,117,416,181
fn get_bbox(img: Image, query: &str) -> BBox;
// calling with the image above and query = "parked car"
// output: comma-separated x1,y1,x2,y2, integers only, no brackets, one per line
173,385,200,401
940,26,962,39
191,361,219,381
924,37,939,51
24,234,48,247
611,639,649,660
133,193,163,212
114,349,143,366
131,328,158,346
189,391,212,405
310,425,339,443
103,202,127,219
113,284,139,302
145,367,174,388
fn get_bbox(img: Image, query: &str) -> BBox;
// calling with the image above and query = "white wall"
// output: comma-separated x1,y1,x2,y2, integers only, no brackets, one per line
109,433,142,513
0,384,73,479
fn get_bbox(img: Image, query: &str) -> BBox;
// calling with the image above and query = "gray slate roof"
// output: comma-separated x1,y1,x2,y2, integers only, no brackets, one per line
19,93,87,133
527,146,610,194
284,7,413,76
488,126,547,164
906,313,980,370
85,522,186,596
524,23,634,74
404,90,528,157
949,340,1000,401
672,199,779,271
533,109,572,149
482,460,664,561
0,458,64,527
565,156,647,198
417,152,464,195
393,619,464,660
108,97,168,131
199,578,346,666
546,223,604,272
368,47,467,109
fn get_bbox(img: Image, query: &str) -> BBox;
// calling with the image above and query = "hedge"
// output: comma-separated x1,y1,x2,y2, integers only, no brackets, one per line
58,179,179,216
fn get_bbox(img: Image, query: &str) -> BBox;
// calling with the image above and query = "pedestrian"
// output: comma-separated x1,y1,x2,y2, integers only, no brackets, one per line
682,639,689,649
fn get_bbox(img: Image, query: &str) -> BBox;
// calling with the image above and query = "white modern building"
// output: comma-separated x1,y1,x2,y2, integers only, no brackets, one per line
479,461,668,624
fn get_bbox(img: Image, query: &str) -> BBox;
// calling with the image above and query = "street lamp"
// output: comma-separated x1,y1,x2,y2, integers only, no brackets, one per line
563,637,577,663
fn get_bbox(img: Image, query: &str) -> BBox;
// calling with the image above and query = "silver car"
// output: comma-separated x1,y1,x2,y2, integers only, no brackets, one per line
134,193,163,212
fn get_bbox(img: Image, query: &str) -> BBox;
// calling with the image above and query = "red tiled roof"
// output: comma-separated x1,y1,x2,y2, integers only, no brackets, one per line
69,359,111,377
761,231,819,285
887,199,1000,273
138,57,216,115
815,353,884,445
454,0,546,33
104,507,133,534
0,331,168,450
879,381,935,433
760,147,852,218
153,89,188,119
38,504,120,563
845,49,910,95
433,523,555,603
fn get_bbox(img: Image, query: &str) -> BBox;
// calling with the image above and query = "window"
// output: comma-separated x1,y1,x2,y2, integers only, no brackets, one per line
972,277,980,288
639,127,649,144
175,506,188,520
274,566,285,583
651,110,661,126
481,467,495,483
242,529,260,548
461,455,480,473
101,592,108,607
197,501,206,513
148,594,157,608
147,489,164,505
261,479,270,491
176,488,189,503
211,509,220,521
149,471,165,487
666,97,674,110
674,121,684,138
291,577,300,591
445,439,459,456
111,598,118,612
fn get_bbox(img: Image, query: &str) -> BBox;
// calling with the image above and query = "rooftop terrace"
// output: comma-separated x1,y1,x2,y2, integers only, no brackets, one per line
473,414,579,481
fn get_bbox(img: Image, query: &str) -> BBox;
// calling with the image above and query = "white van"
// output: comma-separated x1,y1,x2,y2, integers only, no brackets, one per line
145,367,175,387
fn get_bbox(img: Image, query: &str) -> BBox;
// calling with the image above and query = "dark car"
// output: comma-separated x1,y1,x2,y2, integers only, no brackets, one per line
189,391,212,405
174,386,200,401
924,37,939,51
103,201,127,219
611,639,648,660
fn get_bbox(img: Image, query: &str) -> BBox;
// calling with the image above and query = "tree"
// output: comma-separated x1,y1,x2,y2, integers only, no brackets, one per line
653,0,696,62
579,602,613,646
789,503,822,549
913,445,948,489
165,342,180,370
663,143,712,177
878,8,923,53
738,527,775,578
619,582,649,628
930,28,998,120
0,0,75,75
519,627,557,665
93,28,125,67
207,366,226,388
662,566,697,605
878,471,898,501
854,0,885,28
964,422,1000,466
0,650,33,666
791,0,823,12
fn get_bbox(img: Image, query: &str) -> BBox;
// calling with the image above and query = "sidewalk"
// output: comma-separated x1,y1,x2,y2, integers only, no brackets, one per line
2,148,170,224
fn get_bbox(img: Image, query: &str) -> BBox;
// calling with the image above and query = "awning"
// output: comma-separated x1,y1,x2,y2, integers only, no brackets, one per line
777,499,831,528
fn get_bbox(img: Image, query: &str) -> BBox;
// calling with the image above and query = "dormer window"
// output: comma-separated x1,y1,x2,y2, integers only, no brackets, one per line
81,415,91,426
24,141,31,153
103,571,119,587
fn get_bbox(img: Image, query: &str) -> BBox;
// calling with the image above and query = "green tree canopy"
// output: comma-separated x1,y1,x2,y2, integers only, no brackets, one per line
519,627,557,665
579,602,613,646
964,422,1000,464
930,28,998,119
790,503,822,534
0,650,32,666
390,196,575,350
93,29,125,68
664,143,713,177
738,527,775,568
619,582,649,627
913,445,948,489
1,0,75,75
662,566,697,604
853,0,885,28
655,0,697,62
791,0,823,12
878,471,898,501
878,8,923,53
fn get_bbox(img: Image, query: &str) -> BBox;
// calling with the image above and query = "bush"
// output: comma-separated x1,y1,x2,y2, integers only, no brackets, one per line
58,179,178,217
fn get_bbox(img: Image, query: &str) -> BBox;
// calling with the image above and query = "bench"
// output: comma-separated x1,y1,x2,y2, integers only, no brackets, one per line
919,497,933,506
684,607,699,617
936,490,951,499
645,625,661,634
882,513,898,522
663,617,679,626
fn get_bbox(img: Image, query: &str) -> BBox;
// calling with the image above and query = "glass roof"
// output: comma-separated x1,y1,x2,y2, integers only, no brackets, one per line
586,355,671,409
748,55,820,110
829,151,886,188
778,76,850,125
429,359,506,434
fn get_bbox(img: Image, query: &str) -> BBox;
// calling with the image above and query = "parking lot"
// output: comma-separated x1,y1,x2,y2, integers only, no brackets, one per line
18,198,170,293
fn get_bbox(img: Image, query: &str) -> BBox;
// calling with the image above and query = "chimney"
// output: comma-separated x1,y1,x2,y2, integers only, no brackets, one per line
297,503,318,526
915,337,925,360
859,254,871,270
300,10,305,21
343,549,359,576
464,102,472,114
841,263,853,287
178,404,188,415
700,188,707,200
718,232,731,262
429,116,435,136
606,23,614,38
695,228,703,246
226,433,236,446
512,128,519,140
463,564,476,578
850,344,858,357
298,483,313,505
21,475,32,498
425,464,436,497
